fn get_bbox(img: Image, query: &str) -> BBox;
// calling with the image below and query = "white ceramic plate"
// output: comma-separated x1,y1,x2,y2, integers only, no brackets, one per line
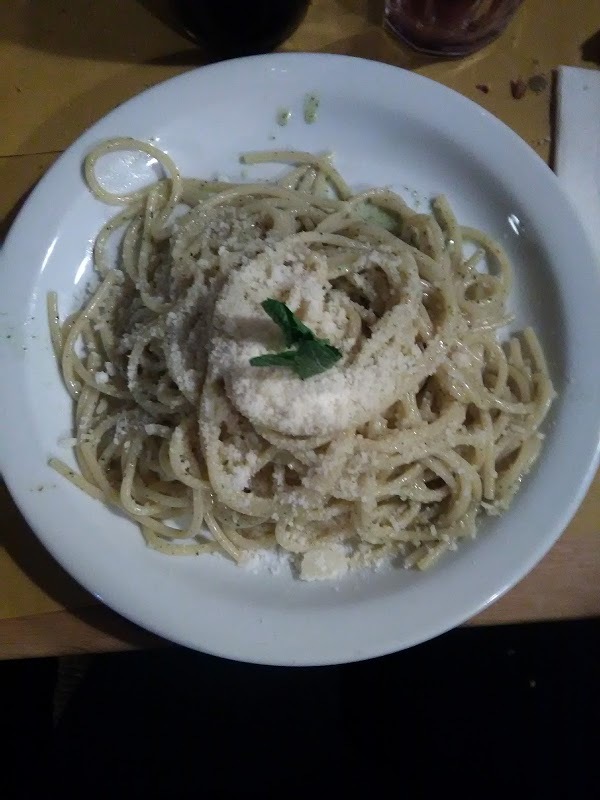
1,54,599,666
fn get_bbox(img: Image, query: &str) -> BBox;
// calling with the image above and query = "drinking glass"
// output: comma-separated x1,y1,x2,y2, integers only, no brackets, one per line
384,0,524,57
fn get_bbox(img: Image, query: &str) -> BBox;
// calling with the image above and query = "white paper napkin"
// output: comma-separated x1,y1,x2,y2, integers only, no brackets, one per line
555,66,600,262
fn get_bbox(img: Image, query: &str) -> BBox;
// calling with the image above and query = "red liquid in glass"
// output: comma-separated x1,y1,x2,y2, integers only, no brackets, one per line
385,0,524,56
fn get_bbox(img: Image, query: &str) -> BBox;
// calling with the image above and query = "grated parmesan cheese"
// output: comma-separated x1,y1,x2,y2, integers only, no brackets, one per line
95,399,108,418
300,544,349,581
210,241,425,437
239,548,290,575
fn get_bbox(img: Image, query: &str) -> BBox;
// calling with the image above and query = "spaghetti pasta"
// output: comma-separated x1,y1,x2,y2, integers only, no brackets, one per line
49,138,555,579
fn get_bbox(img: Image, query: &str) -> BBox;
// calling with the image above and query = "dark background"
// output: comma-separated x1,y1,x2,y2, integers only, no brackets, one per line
2,619,598,798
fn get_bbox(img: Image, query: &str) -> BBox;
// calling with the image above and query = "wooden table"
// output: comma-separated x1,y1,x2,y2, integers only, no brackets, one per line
1,0,599,660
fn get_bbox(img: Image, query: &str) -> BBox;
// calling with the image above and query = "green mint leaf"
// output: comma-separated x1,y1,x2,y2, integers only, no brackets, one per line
261,299,315,347
294,339,342,380
250,299,342,380
249,351,298,369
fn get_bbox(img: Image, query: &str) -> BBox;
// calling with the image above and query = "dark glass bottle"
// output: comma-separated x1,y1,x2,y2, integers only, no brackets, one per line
174,0,310,58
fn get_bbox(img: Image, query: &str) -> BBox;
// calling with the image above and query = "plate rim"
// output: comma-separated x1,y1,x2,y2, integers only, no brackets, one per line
1,52,599,665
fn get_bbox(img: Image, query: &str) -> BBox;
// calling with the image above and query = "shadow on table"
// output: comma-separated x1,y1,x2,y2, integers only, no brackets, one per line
0,0,205,64
2,0,217,157
0,482,93,611
4,0,405,66
1,188,33,243
62,604,166,652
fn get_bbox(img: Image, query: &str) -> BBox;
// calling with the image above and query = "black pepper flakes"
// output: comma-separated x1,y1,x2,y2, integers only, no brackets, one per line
475,83,490,94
